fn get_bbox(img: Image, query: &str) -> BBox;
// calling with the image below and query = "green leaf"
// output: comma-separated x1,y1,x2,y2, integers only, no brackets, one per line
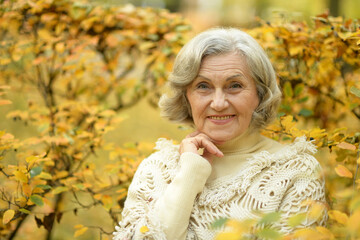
258,212,281,225
52,186,69,195
350,86,360,98
294,84,304,97
19,208,32,214
30,166,42,178
277,112,286,117
283,81,293,98
256,228,282,240
30,195,44,206
36,185,52,190
298,108,313,117
296,96,309,103
280,104,291,112
175,25,191,32
211,218,228,229
288,213,307,227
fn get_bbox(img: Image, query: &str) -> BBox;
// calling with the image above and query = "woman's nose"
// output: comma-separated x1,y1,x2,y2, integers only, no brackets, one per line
210,90,229,111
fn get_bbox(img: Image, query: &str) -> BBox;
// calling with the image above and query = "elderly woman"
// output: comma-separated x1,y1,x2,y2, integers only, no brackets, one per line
113,28,326,240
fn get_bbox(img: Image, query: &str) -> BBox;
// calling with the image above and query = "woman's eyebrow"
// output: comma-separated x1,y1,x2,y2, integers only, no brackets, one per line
196,75,210,81
196,74,245,81
226,74,245,81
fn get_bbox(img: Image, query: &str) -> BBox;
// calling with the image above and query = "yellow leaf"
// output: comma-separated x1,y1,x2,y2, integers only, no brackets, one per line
334,188,355,198
74,227,88,237
2,209,15,224
335,165,353,178
308,202,325,221
328,210,349,225
32,187,44,194
215,232,240,240
281,115,296,131
26,156,39,163
315,226,334,238
140,225,149,234
109,151,118,161
337,142,356,151
38,172,52,180
347,209,360,234
289,45,303,56
55,42,65,53
14,170,28,183
116,189,127,199
93,194,102,200
0,58,11,65
74,224,83,229
294,228,322,238
54,170,68,179
52,186,69,195
22,183,32,197
15,197,27,207
101,195,113,211
38,29,54,41
0,100,12,105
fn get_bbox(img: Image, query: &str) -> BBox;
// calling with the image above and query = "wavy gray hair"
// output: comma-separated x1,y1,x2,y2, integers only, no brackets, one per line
158,27,281,130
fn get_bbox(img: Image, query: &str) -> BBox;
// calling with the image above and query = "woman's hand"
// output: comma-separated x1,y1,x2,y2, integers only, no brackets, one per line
179,131,224,163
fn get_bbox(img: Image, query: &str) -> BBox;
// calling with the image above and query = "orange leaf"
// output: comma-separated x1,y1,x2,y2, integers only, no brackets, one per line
0,99,12,105
2,209,15,224
22,183,32,197
335,165,353,178
337,142,356,151
74,227,88,237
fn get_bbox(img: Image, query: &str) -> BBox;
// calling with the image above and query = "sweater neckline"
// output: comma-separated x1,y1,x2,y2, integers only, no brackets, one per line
215,129,266,154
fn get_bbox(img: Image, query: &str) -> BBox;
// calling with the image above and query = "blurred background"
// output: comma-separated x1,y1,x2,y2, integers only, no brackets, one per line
92,0,360,31
0,0,359,239
91,0,360,145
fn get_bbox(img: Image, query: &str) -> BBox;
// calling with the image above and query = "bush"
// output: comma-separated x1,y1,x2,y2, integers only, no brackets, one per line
215,12,360,240
0,0,190,239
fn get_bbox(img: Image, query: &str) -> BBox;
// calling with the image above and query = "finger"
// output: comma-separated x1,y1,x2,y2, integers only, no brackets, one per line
198,137,223,157
186,131,201,138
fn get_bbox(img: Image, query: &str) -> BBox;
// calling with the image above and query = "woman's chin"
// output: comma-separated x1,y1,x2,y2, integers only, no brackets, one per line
208,134,235,144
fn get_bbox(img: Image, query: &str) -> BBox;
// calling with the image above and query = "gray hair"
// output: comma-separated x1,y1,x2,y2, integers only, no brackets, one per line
158,27,281,130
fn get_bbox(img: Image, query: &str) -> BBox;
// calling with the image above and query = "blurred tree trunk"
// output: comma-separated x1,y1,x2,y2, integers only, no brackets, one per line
165,0,181,12
254,0,270,18
329,0,339,16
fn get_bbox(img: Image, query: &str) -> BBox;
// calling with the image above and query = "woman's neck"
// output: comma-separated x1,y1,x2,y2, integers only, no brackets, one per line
216,129,263,154
208,129,283,181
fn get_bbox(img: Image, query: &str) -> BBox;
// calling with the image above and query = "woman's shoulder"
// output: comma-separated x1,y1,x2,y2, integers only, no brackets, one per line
249,136,321,173
129,138,180,189
269,136,322,173
137,138,180,169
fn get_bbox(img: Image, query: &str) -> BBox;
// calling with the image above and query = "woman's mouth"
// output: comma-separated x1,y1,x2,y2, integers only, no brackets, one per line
208,115,235,124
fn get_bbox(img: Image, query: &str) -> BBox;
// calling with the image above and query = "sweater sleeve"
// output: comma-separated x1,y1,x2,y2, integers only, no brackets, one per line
113,150,212,240
155,152,212,239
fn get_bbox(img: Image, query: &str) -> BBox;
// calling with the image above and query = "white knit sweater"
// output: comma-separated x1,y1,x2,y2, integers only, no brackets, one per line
113,134,327,240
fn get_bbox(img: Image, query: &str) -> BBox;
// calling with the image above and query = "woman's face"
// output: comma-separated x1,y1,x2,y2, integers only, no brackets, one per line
186,53,259,142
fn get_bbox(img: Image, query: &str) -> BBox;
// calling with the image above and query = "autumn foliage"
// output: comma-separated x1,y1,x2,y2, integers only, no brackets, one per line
215,13,360,239
0,0,190,239
0,0,360,239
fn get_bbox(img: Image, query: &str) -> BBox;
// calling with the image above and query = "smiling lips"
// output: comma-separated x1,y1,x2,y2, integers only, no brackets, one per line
208,115,235,124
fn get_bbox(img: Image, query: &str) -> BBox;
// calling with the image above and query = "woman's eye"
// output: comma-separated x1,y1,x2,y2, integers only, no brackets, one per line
196,83,209,89
230,83,242,89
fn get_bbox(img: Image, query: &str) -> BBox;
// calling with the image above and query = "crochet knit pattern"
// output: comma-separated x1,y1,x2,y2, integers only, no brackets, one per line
113,136,327,240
